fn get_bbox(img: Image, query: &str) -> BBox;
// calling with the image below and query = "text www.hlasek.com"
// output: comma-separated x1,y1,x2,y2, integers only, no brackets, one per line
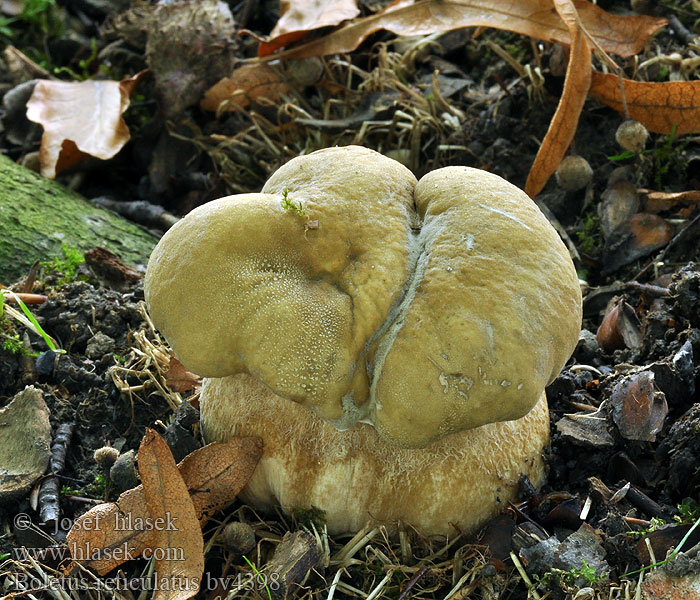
10,547,281,593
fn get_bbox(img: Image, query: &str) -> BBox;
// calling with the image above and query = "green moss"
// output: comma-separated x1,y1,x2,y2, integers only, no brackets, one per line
0,155,157,284
1,332,39,357
576,213,602,256
41,244,86,285
292,505,326,528
280,187,307,217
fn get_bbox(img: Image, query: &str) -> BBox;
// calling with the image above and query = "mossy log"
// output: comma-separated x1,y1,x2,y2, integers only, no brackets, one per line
0,155,157,284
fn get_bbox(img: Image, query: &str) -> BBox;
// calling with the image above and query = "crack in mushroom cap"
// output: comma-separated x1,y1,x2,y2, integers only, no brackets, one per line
144,146,582,448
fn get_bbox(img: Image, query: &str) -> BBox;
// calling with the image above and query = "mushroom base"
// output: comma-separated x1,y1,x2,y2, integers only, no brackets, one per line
200,374,550,537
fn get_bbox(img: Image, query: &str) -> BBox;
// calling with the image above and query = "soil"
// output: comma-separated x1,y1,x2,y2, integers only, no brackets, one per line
1,1,700,599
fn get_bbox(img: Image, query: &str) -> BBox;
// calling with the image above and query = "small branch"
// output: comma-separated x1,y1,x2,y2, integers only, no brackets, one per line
39,422,75,528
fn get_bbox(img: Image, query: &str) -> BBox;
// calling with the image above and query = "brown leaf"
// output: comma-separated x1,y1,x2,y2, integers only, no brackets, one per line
262,0,666,60
525,0,591,197
641,189,700,213
66,484,152,574
600,181,640,239
166,353,201,393
611,371,667,442
602,213,673,275
178,437,263,518
138,429,203,600
590,72,700,135
201,63,290,112
596,298,642,353
25,73,145,178
638,523,700,565
66,438,262,575
596,300,625,353
260,0,360,56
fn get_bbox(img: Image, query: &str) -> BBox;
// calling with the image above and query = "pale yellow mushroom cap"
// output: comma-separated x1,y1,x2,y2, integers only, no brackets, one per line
145,146,582,448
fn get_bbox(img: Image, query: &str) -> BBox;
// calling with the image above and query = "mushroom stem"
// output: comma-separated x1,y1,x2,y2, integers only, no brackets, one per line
200,374,550,536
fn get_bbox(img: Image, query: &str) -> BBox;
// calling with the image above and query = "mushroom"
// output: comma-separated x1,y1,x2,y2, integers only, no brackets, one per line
145,146,582,536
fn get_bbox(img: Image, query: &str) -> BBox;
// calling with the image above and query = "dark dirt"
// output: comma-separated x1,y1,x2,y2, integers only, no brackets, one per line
1,1,700,599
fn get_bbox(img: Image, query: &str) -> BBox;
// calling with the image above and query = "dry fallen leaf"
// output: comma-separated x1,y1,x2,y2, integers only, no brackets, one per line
262,0,666,60
596,298,642,353
590,73,700,135
525,0,591,198
641,189,700,214
611,371,667,442
178,437,263,518
25,72,146,179
259,0,360,56
602,213,673,275
166,353,202,393
67,438,262,575
138,429,203,600
201,63,290,112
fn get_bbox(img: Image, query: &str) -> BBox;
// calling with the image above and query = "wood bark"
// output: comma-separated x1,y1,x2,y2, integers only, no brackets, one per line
0,155,157,284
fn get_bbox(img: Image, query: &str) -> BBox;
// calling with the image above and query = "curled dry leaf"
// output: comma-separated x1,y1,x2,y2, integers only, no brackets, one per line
138,429,203,600
201,63,289,112
641,189,700,214
590,72,700,135
525,0,591,198
596,298,642,353
259,0,360,56
25,72,146,179
66,438,262,575
600,181,640,239
602,213,673,275
166,353,201,393
262,0,666,60
611,371,668,442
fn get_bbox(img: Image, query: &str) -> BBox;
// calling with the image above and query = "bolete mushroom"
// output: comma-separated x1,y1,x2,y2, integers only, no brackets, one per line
145,146,582,536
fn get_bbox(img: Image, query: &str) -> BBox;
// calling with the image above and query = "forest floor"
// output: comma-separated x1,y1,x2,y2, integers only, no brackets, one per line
1,1,700,599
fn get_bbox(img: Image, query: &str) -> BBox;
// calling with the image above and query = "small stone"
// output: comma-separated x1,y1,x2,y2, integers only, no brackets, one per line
35,350,59,376
641,568,700,600
0,386,51,504
85,332,115,360
285,58,323,87
109,449,139,491
556,412,615,448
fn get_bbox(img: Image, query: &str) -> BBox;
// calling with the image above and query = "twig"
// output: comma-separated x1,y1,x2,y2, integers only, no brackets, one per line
510,552,541,600
39,423,75,527
668,14,698,45
623,281,670,297
397,566,428,600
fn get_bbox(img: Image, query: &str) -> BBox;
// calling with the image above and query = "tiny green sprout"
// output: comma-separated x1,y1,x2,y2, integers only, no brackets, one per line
0,289,64,353
675,498,700,523
89,473,107,497
280,188,306,217
623,514,700,578
242,555,272,600
565,560,602,586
